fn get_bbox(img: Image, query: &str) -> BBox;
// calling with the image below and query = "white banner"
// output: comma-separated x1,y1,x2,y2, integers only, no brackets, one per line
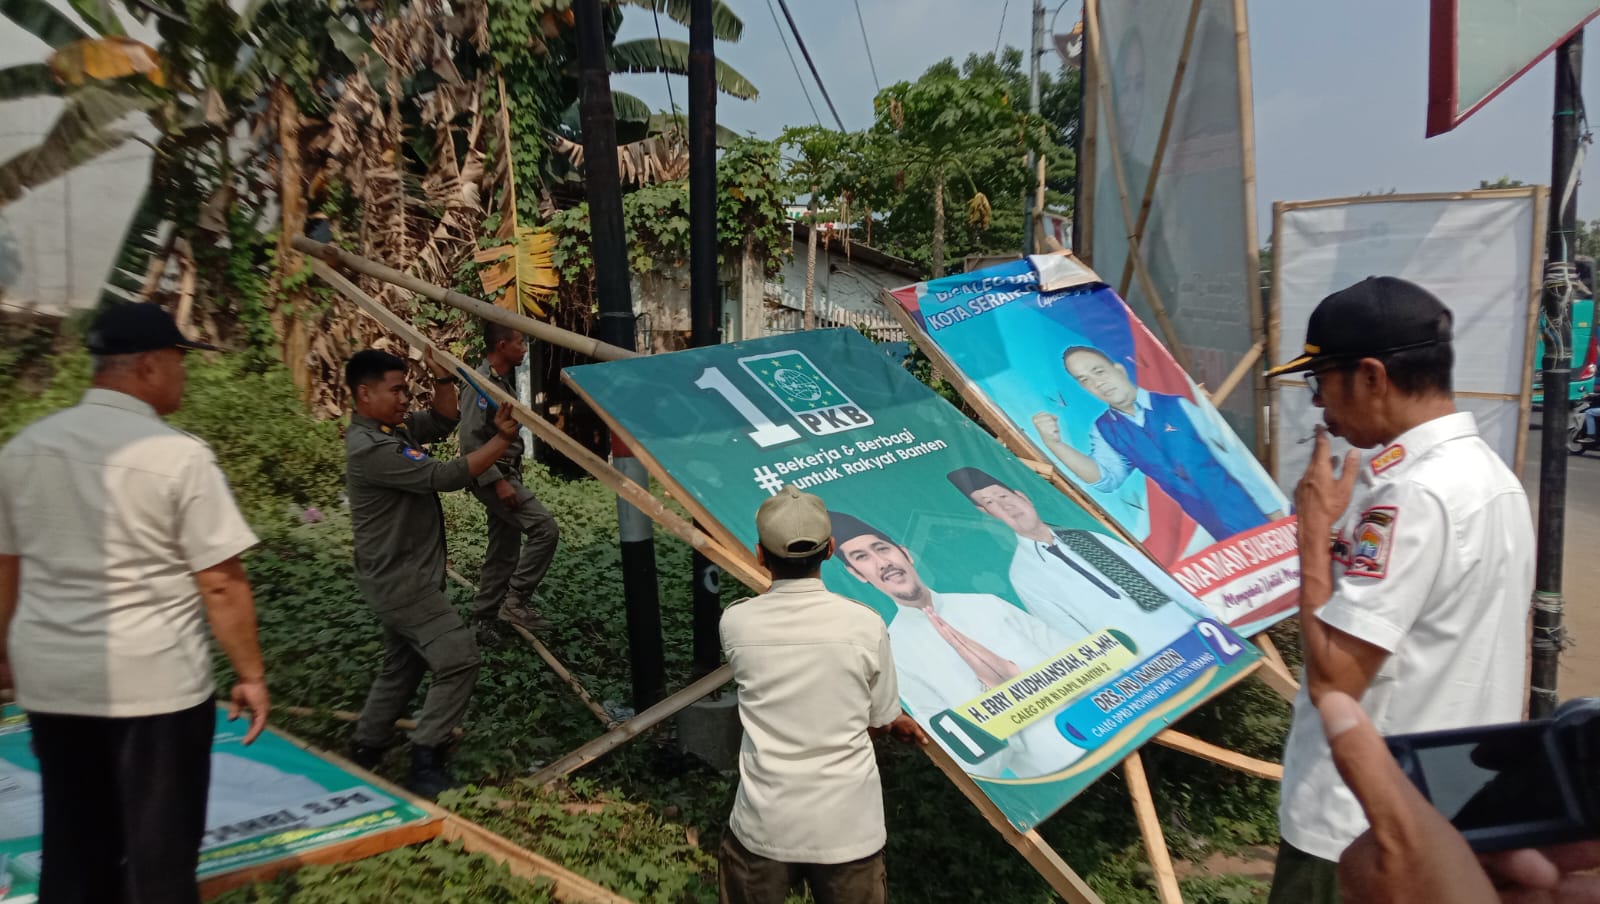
1269,190,1543,491
1087,0,1261,443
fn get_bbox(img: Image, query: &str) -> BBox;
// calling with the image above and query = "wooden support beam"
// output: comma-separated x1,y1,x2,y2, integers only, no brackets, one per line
206,725,630,903
1251,637,1301,700
445,567,616,728
526,665,734,786
306,258,768,595
292,237,638,364
1208,341,1264,410
1150,730,1282,781
1115,0,1203,300
1125,752,1185,904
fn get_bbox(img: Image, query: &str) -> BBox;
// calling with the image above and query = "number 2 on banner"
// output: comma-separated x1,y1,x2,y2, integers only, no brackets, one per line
695,367,801,448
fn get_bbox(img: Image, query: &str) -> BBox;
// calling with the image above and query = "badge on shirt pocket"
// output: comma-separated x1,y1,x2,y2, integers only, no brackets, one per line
1348,506,1397,578
477,394,488,411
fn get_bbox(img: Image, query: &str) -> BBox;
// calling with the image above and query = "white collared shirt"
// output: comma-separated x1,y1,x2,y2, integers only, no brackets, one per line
1009,527,1205,656
721,578,901,864
0,389,258,716
1278,411,1534,860
887,590,1085,779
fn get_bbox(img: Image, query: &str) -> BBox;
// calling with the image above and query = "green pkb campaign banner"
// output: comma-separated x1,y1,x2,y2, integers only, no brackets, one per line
0,705,430,902
568,329,1259,832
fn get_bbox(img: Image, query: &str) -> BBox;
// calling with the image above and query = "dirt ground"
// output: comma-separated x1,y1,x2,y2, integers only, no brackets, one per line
1521,418,1600,700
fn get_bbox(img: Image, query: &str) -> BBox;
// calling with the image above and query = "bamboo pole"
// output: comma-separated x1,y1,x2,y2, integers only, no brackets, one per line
1115,0,1202,299
1082,0,1196,375
1207,340,1264,409
445,567,616,727
1078,1,1100,263
526,664,735,786
1233,0,1269,461
1125,752,1185,904
291,237,637,363
1150,730,1282,781
305,259,767,593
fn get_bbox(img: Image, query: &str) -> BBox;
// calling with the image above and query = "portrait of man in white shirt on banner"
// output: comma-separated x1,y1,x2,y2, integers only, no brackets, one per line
946,466,1201,656
830,512,1085,780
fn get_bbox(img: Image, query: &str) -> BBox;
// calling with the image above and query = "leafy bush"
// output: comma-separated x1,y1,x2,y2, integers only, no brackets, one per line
0,342,344,528
208,842,554,903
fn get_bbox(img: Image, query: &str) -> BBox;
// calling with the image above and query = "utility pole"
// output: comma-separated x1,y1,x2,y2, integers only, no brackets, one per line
576,0,665,709
1024,0,1045,255
1530,31,1583,719
688,0,723,679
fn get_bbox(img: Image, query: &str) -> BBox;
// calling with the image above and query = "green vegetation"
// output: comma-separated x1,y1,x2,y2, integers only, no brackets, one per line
3,338,1290,902
209,842,555,902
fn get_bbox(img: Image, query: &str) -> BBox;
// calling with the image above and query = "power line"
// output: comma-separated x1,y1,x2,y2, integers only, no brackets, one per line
763,0,822,128
649,0,678,123
852,0,880,93
774,0,847,131
994,0,1009,57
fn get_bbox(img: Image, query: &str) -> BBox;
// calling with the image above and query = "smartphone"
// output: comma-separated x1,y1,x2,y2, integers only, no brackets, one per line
1385,699,1600,852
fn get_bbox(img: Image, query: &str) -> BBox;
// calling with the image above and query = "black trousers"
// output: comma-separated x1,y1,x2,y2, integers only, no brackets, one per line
29,699,214,904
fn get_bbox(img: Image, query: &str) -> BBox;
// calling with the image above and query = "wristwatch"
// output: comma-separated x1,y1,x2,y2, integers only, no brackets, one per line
433,374,459,385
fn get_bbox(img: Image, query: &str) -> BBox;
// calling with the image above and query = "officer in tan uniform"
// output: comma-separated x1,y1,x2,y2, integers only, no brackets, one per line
342,348,518,796
457,321,560,640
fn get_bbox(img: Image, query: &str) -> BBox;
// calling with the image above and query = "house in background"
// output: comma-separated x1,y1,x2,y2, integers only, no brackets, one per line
761,222,918,340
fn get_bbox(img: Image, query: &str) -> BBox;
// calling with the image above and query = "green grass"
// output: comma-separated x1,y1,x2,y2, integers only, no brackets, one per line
4,346,1290,903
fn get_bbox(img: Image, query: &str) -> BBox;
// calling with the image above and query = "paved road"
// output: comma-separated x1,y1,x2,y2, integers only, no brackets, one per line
1521,413,1600,700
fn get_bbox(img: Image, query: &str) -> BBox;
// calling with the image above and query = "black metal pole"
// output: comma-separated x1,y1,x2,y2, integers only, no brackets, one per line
1531,31,1582,720
688,0,723,678
576,0,664,710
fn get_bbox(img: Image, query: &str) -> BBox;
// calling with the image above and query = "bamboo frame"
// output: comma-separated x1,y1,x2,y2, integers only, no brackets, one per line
1266,187,1548,477
292,238,638,364
1078,6,1100,263
1083,0,1195,376
1115,0,1202,300
1266,201,1286,480
1235,0,1269,462
305,258,767,593
1519,186,1551,476
445,567,616,728
206,723,631,903
1125,753,1183,904
526,664,735,786
1150,730,1282,781
1208,341,1264,410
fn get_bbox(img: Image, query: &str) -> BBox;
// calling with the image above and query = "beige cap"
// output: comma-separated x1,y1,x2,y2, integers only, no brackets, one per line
756,485,832,558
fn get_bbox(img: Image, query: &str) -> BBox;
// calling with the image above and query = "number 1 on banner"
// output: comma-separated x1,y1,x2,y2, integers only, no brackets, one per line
930,709,1005,764
695,367,801,448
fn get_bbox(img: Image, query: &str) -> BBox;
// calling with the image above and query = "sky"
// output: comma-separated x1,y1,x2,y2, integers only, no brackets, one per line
613,0,1600,224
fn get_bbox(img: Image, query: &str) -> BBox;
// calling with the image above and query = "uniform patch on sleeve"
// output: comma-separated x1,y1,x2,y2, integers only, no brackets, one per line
402,447,428,461
1370,444,1405,475
477,394,488,410
1347,506,1397,578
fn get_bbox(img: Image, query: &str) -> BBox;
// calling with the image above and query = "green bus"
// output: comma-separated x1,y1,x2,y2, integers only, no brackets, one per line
1533,257,1597,453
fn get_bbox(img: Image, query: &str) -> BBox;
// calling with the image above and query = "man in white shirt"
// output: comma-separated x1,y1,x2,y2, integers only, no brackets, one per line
830,512,1086,780
945,466,1200,655
1263,277,1535,903
0,303,270,904
719,486,925,904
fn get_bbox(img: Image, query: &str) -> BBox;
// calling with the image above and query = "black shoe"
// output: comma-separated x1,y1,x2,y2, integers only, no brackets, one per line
349,740,388,770
473,617,514,650
407,743,457,799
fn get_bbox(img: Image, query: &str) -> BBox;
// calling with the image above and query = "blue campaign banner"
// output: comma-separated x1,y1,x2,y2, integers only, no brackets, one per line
566,328,1261,832
887,256,1299,636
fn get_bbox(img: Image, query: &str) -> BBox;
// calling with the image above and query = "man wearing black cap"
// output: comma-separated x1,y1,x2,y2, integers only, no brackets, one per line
1263,277,1535,903
0,303,270,904
718,486,924,904
342,348,520,797
830,511,1084,780
945,466,1199,655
